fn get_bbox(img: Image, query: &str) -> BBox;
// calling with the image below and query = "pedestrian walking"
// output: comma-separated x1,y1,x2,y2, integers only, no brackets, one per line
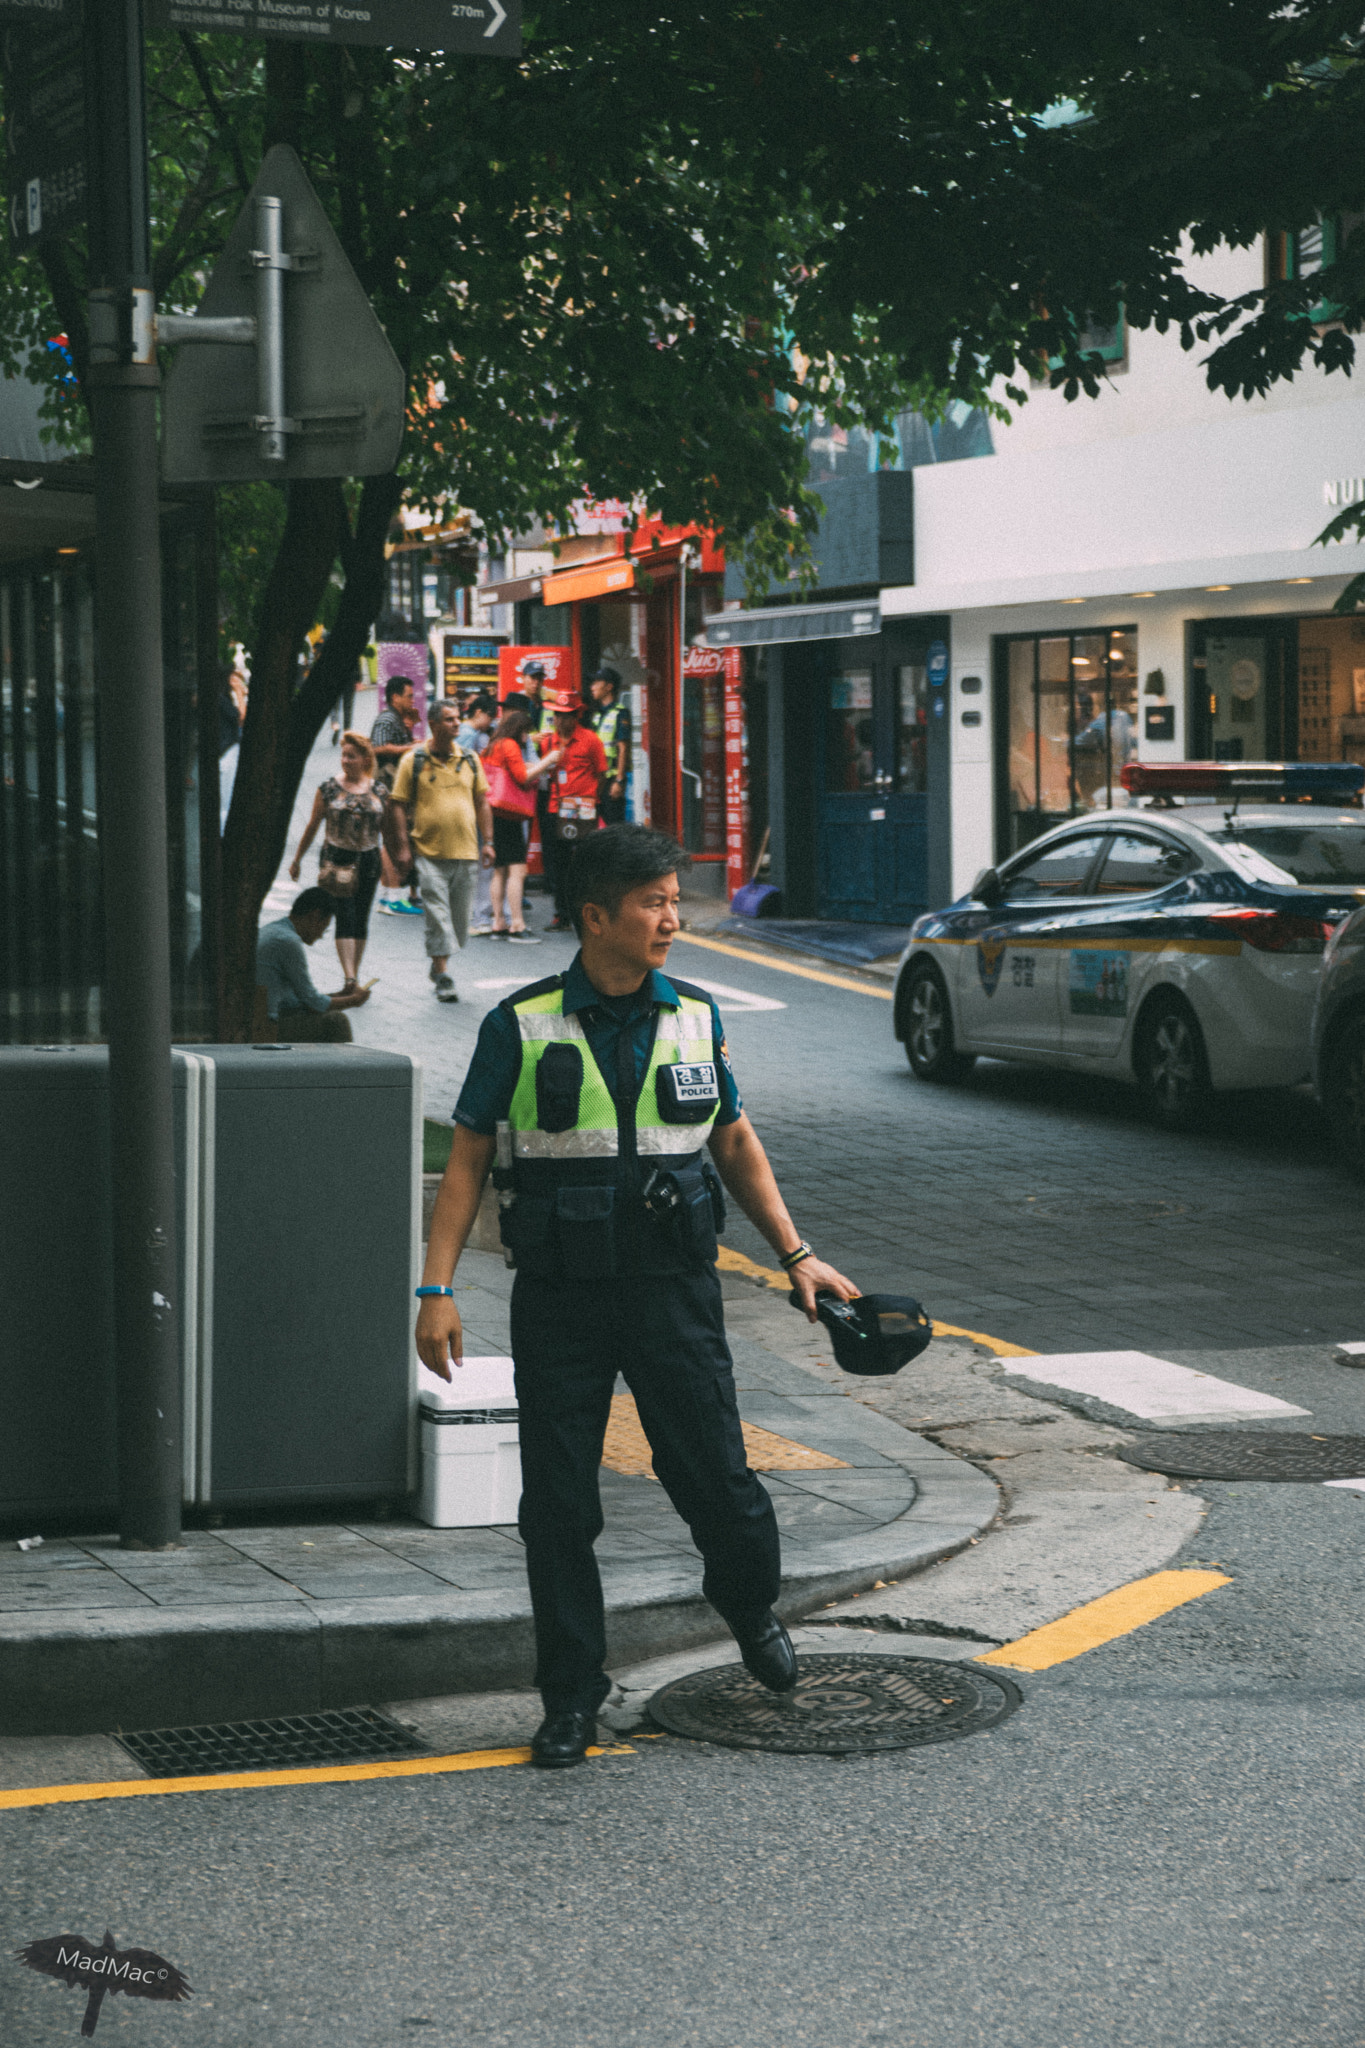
458,695,498,933
483,705,563,941
255,888,373,1043
389,700,495,1004
417,825,859,1766
370,678,423,916
289,732,389,990
588,665,631,823
539,690,607,932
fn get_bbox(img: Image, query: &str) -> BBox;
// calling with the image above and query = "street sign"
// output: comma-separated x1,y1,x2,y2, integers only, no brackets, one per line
160,145,406,484
144,0,519,56
2,10,84,249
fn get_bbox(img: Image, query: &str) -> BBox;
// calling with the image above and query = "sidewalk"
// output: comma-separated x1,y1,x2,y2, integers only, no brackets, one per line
0,1262,999,1738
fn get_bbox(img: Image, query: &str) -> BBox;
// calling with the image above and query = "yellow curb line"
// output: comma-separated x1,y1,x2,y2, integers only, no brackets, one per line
0,1743,637,1812
715,1246,1035,1359
673,931,895,1000
978,1570,1232,1673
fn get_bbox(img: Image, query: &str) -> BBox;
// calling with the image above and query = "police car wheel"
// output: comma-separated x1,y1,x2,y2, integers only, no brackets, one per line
1134,993,1210,1130
1323,1014,1365,1179
902,962,973,1083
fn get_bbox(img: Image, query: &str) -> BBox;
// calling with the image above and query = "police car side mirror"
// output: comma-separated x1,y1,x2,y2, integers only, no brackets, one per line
971,867,1003,907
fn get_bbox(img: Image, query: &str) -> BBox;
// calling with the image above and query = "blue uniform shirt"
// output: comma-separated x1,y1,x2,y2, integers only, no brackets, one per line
454,951,742,1134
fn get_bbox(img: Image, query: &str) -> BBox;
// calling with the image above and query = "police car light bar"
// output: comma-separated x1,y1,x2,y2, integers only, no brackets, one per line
1121,761,1365,801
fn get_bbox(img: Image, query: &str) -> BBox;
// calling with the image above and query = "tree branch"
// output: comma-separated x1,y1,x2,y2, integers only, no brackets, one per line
178,31,251,196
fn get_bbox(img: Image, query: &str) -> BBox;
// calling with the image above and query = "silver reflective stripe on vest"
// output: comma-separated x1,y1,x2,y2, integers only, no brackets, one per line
512,1127,620,1159
517,1011,591,1042
636,1126,710,1156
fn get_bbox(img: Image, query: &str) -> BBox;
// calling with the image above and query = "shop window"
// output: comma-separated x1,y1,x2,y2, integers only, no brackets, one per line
825,668,875,793
1295,617,1365,769
1048,309,1126,371
897,663,928,794
999,628,1138,854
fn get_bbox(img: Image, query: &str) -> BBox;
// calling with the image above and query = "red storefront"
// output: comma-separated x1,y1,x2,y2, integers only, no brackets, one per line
480,513,749,898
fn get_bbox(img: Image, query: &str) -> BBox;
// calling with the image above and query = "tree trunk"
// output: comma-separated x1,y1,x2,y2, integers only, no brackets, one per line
217,469,403,1038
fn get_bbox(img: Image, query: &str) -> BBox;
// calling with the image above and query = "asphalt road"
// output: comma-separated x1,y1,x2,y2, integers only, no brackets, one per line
9,1478,1365,2048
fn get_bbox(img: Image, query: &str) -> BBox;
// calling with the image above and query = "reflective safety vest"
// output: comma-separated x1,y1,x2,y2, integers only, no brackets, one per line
499,975,724,1277
593,699,627,772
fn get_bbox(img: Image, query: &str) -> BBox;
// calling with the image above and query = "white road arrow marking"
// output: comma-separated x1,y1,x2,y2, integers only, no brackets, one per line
484,0,506,36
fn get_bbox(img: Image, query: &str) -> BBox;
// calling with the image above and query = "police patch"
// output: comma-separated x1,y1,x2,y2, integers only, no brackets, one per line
976,933,1008,998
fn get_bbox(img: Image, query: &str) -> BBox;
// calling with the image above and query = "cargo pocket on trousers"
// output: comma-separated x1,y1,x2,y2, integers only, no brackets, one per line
555,1184,618,1278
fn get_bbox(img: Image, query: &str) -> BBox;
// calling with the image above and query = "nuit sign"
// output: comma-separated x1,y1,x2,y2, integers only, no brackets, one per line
144,0,520,54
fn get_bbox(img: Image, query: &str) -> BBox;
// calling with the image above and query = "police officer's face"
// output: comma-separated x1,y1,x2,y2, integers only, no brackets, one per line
586,873,681,976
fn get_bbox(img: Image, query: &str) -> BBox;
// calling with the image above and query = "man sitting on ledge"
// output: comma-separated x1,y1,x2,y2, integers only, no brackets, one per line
254,887,372,1043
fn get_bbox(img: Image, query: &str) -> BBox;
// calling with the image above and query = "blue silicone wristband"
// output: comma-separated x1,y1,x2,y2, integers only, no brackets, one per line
415,1285,455,1299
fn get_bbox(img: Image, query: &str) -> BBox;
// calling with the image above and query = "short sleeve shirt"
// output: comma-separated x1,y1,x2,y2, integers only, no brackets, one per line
391,747,489,861
255,918,330,1019
454,953,742,1135
542,727,607,813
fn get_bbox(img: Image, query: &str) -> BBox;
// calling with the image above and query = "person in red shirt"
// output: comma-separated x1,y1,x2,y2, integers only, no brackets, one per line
540,691,607,931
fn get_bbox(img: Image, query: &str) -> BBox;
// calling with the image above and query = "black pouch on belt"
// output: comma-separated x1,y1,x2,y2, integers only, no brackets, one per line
555,1184,618,1277
667,1157,719,1264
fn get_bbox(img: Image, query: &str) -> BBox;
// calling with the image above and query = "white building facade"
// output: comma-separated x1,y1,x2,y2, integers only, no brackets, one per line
884,240,1365,901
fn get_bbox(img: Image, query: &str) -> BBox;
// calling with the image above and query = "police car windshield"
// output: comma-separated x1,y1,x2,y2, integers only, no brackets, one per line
1209,821,1365,887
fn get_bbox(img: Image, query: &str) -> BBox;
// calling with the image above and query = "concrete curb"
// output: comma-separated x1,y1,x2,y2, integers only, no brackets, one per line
0,1432,998,1737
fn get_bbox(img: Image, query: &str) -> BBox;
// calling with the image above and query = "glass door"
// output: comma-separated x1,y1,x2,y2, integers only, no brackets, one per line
996,627,1138,856
816,638,930,923
1190,618,1293,761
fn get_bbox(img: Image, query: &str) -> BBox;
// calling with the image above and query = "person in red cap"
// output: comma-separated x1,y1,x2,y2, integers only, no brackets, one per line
540,690,607,930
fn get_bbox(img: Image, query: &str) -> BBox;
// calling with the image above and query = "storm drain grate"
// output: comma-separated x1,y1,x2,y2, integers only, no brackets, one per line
1119,1431,1365,1483
115,1707,431,1778
648,1655,1020,1755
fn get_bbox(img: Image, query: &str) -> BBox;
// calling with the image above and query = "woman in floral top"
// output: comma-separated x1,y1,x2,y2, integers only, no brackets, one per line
290,731,387,988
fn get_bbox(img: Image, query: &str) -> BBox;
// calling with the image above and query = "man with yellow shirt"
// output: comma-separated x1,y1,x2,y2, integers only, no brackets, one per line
391,700,495,1004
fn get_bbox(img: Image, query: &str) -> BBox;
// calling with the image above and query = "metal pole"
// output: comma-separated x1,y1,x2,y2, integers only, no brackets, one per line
85,0,182,1548
255,195,287,464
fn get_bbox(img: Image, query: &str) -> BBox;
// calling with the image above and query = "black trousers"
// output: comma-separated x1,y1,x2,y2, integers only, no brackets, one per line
511,1267,782,1713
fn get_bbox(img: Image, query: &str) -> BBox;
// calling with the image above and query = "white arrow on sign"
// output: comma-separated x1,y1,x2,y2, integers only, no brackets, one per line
485,0,506,33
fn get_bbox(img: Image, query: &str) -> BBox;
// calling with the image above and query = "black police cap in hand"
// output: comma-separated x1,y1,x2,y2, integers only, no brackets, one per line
792,1290,932,1376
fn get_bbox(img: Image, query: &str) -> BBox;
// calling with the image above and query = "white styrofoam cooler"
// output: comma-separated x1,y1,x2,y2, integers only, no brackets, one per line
417,1355,521,1528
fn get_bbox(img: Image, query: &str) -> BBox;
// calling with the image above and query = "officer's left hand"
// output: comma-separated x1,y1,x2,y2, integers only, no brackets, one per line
788,1256,860,1323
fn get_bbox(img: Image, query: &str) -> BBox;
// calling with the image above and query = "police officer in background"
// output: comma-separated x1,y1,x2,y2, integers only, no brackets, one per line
588,663,631,823
417,825,859,1767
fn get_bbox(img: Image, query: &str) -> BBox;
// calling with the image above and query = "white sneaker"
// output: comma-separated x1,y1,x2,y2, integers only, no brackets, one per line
434,975,459,1004
467,923,495,937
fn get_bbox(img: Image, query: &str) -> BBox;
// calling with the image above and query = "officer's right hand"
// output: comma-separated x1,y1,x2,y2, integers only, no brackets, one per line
416,1295,464,1382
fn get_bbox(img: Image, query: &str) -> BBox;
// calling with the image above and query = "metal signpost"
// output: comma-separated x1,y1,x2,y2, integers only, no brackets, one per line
2,3,85,249
160,147,406,484
31,0,519,1548
143,0,519,56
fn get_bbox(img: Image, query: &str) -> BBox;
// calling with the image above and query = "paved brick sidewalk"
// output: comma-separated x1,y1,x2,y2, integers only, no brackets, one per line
0,1260,997,1738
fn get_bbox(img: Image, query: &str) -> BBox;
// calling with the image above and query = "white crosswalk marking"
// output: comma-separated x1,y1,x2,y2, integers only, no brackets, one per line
1003,1350,1309,1426
676,976,785,1013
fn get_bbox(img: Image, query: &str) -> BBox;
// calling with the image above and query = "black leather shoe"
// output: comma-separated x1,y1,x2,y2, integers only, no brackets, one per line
530,1709,598,1768
734,1611,798,1693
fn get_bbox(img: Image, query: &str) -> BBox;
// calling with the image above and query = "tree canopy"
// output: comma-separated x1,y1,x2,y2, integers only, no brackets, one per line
2,0,1362,1025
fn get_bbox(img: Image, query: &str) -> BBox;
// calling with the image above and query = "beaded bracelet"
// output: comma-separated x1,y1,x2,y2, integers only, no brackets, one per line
415,1285,455,1299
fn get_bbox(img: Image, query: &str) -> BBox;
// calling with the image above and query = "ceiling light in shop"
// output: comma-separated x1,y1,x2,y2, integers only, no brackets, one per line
1286,577,1314,585
1205,584,1231,592
1130,591,1156,599
1059,597,1086,605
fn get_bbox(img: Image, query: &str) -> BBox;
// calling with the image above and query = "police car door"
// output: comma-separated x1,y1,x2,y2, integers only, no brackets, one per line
956,831,1108,1054
1062,829,1197,1058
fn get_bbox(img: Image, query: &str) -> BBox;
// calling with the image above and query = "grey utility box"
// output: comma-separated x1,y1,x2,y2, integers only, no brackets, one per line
0,1044,420,1526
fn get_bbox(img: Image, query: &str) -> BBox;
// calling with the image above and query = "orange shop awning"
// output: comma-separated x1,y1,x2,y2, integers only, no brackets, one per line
541,559,638,606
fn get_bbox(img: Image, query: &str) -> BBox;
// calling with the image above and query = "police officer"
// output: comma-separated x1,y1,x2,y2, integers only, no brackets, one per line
416,825,859,1767
588,663,631,823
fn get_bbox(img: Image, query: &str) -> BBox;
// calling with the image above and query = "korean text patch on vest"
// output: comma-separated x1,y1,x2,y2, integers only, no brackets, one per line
657,1060,720,1125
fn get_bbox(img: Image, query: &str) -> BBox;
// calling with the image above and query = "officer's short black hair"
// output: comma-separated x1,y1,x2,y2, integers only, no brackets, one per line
567,825,690,935
291,887,335,923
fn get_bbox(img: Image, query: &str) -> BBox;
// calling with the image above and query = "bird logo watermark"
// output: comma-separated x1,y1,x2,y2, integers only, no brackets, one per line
17,1929,192,2037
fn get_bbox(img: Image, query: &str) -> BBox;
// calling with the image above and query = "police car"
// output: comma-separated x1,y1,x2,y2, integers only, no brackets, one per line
894,762,1365,1127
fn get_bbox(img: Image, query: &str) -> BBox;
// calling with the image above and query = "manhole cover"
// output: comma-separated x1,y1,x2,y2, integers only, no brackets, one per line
1119,1432,1365,1482
648,1655,1020,1754
115,1706,430,1778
